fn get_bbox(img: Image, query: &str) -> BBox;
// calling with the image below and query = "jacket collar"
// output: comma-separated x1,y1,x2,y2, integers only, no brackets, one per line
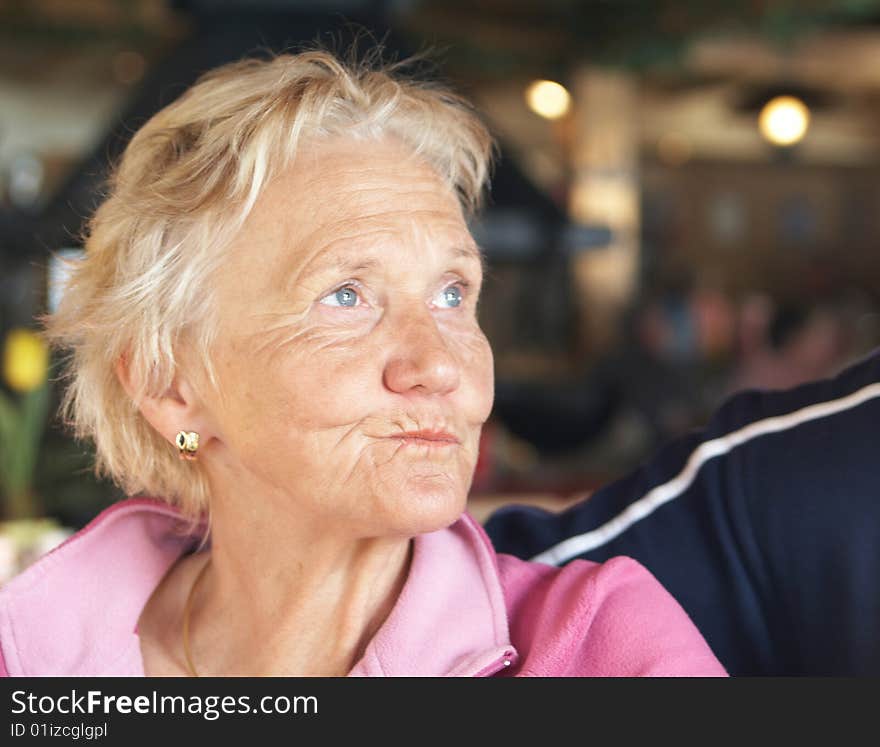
348,507,516,676
0,498,516,676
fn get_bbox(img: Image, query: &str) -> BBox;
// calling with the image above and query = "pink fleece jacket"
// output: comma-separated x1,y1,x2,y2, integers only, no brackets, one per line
0,498,725,677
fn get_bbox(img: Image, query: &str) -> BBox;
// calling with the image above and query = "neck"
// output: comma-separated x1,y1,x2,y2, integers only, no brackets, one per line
187,489,413,676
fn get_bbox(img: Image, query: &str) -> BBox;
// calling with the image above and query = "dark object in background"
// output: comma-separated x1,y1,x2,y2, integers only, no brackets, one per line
493,367,620,455
767,304,810,350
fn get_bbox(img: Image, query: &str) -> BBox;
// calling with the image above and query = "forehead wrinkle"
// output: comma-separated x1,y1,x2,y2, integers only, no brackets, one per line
283,225,395,292
268,147,467,280
283,210,481,291
295,153,460,218
297,147,443,196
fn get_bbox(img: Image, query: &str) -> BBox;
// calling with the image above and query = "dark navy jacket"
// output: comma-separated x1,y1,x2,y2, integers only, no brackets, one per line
485,349,880,676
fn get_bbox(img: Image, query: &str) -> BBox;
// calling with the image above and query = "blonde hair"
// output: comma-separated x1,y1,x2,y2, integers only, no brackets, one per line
44,48,495,520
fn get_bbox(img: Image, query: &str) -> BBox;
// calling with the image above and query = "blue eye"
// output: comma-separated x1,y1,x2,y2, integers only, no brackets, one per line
437,284,463,308
320,286,360,307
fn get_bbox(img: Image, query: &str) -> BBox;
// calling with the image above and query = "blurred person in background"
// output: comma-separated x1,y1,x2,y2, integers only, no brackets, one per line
727,301,847,395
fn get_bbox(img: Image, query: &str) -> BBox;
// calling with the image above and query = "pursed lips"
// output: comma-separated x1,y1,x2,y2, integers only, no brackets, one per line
383,429,461,445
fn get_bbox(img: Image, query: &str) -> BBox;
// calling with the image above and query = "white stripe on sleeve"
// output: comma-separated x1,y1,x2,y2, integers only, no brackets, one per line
530,381,880,566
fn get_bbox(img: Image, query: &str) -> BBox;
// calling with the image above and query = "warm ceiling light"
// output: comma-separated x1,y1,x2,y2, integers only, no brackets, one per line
525,79,572,119
758,95,810,147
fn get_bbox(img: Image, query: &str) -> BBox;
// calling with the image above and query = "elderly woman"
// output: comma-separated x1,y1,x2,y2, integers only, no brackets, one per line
0,50,724,677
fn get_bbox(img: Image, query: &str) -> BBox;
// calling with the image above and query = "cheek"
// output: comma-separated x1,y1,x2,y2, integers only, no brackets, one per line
267,331,385,433
453,326,495,423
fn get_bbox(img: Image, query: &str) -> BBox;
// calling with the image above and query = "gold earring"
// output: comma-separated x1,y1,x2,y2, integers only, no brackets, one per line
176,431,200,460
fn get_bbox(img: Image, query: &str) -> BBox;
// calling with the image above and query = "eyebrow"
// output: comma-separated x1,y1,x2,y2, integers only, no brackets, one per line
461,244,488,273
295,243,486,286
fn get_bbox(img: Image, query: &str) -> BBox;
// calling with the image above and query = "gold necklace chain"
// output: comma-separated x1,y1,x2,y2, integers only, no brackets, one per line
182,557,210,678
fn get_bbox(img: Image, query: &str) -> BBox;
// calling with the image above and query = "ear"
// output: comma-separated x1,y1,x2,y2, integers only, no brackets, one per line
115,352,215,449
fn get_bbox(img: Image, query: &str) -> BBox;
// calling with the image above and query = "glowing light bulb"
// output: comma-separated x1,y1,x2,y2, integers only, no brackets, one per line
525,80,572,120
758,95,810,147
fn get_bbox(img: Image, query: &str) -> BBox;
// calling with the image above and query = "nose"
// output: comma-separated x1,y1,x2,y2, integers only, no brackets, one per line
383,309,461,396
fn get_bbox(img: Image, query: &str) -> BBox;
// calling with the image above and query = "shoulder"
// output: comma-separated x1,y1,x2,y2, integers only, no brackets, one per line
496,553,726,677
487,348,880,564
0,498,196,676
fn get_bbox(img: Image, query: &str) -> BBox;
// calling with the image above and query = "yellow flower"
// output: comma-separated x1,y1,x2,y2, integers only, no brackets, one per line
3,328,49,393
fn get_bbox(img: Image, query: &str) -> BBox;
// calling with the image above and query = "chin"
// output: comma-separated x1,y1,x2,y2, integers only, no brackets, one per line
384,479,471,538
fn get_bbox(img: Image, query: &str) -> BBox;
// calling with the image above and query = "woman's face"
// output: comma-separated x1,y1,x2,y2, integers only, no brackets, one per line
200,137,494,538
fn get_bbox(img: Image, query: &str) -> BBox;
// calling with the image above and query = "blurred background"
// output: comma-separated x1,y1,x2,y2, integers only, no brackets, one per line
3,0,880,566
